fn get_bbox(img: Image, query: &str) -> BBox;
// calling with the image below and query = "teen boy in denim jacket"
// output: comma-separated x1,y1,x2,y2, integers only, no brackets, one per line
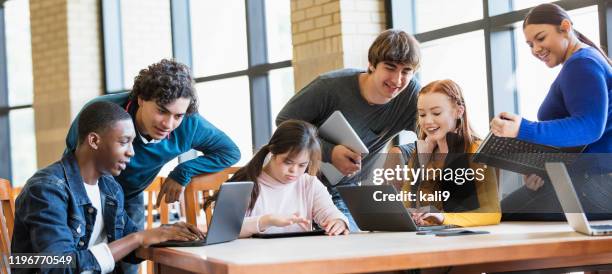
12,101,203,274
64,59,240,273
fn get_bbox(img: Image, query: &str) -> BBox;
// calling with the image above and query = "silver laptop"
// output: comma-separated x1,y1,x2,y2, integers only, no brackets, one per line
545,162,612,236
319,111,369,185
151,181,254,247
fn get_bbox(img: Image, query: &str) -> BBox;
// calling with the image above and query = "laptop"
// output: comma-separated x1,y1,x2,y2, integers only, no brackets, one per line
337,185,452,232
151,181,254,247
319,111,369,185
545,162,612,236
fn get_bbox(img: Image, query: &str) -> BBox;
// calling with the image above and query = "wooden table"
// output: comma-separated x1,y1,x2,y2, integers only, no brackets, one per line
136,222,612,274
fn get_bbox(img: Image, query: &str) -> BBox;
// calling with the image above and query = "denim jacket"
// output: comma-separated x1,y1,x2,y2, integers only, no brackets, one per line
12,152,141,273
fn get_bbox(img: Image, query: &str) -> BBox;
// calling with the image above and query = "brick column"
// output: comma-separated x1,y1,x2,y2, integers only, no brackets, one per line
30,0,103,167
291,0,386,91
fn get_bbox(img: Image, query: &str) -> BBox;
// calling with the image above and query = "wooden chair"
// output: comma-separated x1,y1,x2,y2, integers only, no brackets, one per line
0,178,14,274
0,179,14,241
9,187,21,208
142,177,171,274
0,207,9,274
184,167,241,228
144,177,170,229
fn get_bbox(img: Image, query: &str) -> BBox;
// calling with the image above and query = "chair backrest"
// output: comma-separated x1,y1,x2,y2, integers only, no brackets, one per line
143,177,173,274
0,178,14,274
0,179,14,241
0,206,9,274
184,167,241,227
143,177,170,229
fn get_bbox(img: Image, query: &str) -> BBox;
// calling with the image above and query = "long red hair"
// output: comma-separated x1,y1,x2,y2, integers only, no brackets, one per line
416,79,479,151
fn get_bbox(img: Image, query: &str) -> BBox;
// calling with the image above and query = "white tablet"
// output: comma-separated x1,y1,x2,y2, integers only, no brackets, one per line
318,111,369,185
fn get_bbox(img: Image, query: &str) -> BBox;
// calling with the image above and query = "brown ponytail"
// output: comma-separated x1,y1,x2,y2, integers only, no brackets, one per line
227,144,271,211
574,30,611,66
205,120,322,211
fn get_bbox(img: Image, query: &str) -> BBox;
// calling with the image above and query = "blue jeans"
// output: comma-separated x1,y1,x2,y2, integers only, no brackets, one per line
120,192,145,274
331,190,360,232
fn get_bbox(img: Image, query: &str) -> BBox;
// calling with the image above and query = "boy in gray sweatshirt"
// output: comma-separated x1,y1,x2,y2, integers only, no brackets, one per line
276,29,422,231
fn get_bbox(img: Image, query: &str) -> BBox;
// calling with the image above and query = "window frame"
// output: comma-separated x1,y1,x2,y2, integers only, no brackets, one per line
385,0,610,120
101,0,293,153
0,2,35,181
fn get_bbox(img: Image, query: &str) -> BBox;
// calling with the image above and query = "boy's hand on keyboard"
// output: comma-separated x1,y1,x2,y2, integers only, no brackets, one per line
523,174,545,191
490,112,521,138
139,222,205,248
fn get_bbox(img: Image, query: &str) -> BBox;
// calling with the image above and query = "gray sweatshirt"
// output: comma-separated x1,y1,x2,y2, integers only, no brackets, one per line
276,68,420,187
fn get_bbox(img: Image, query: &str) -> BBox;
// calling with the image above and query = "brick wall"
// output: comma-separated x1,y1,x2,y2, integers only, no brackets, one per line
29,0,172,167
291,0,386,91
30,0,102,167
67,0,104,118
339,0,386,69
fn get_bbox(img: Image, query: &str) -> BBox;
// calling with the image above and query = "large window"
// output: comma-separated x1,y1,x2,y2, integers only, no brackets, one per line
190,0,248,77
414,0,483,33
514,5,600,120
102,0,173,92
513,0,557,11
389,0,610,138
102,0,294,166
265,0,293,63
189,0,294,161
120,0,173,90
1,0,37,186
268,67,295,130
419,30,489,137
196,77,252,165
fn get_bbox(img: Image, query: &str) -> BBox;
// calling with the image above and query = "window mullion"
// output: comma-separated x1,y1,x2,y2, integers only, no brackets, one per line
245,0,271,151
0,5,12,180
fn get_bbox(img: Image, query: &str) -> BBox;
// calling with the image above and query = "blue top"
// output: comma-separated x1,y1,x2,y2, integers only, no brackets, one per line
518,47,612,153
12,152,140,273
65,93,241,199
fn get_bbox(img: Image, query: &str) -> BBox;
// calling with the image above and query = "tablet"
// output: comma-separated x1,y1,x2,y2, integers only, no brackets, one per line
319,111,369,154
318,111,369,185
252,229,326,239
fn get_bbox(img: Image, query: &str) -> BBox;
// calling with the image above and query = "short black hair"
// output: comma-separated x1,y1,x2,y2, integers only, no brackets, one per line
129,59,199,114
78,101,132,144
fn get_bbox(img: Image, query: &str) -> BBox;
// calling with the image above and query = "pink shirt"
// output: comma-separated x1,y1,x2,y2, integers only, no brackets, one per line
240,172,348,237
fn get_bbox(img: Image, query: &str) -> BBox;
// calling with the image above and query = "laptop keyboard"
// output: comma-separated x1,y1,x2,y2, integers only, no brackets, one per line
591,224,612,230
150,237,207,247
416,225,454,231
473,135,579,176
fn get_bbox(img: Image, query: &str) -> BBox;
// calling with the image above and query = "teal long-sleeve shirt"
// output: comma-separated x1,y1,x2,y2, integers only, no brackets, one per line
65,93,241,199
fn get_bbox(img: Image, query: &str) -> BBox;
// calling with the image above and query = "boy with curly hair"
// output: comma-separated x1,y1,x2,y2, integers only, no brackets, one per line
65,59,240,273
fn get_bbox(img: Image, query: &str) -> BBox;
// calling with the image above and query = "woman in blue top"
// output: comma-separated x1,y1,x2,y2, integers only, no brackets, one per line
490,3,612,220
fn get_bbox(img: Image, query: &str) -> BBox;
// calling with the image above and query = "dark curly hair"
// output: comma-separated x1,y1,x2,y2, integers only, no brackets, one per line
129,59,199,114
